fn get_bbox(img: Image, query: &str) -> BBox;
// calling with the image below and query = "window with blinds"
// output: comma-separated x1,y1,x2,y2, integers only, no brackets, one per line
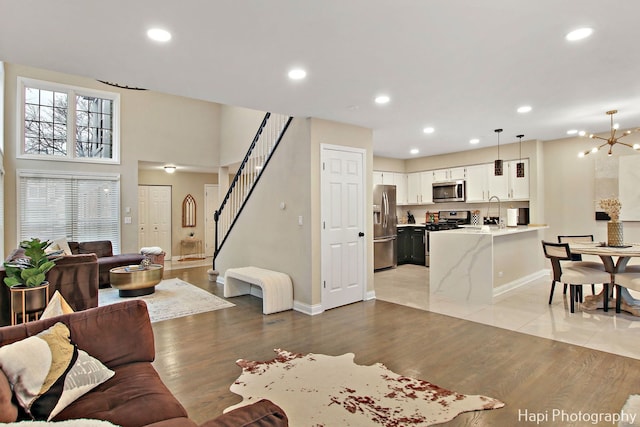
18,171,121,253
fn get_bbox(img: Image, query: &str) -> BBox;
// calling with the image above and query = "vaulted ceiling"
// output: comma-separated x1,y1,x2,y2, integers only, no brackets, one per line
2,0,640,158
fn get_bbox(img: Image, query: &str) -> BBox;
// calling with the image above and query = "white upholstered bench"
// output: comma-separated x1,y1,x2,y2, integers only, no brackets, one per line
224,266,293,314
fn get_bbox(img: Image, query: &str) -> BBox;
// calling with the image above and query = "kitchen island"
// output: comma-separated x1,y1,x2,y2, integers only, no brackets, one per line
429,225,548,303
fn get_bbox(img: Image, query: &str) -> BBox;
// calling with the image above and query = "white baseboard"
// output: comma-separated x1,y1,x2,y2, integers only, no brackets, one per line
365,290,376,300
493,269,549,297
218,275,322,315
293,301,324,316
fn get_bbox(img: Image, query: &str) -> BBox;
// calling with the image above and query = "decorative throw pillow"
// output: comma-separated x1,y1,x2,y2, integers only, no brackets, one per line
0,323,114,421
45,238,72,256
0,368,18,422
40,291,74,320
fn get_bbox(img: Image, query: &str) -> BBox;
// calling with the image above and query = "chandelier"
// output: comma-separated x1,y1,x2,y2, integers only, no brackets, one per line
578,110,640,157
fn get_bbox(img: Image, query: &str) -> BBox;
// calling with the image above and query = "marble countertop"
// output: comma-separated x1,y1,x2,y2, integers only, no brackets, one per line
441,225,548,236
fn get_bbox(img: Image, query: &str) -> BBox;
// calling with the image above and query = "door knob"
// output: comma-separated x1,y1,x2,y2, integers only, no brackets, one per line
358,232,365,237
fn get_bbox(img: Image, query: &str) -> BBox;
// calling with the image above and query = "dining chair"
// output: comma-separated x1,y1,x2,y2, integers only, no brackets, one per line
611,265,640,314
557,235,598,296
541,241,611,313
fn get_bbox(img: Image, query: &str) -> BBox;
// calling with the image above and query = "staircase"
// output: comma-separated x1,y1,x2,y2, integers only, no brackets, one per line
213,112,292,269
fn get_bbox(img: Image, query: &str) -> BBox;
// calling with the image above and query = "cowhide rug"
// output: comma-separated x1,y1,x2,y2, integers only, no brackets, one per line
226,349,504,426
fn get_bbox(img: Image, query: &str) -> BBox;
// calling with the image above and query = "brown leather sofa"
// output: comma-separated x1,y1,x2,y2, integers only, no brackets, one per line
0,300,288,427
69,240,146,288
0,250,99,326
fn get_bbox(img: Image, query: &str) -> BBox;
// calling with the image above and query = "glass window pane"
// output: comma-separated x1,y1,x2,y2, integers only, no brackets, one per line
25,87,40,104
40,106,54,122
54,92,67,107
21,81,117,162
40,90,54,107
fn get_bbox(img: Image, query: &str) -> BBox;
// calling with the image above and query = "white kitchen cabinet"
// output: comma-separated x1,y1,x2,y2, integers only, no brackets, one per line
487,165,509,200
507,159,529,200
373,171,400,186
406,171,434,204
393,172,408,205
432,167,466,182
373,171,384,188
373,171,408,204
406,172,422,204
465,163,508,201
420,171,433,204
465,164,489,202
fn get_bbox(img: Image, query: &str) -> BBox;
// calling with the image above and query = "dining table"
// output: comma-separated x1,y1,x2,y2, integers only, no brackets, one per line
569,241,640,316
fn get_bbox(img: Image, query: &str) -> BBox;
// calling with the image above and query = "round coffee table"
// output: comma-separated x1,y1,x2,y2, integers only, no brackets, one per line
109,264,164,297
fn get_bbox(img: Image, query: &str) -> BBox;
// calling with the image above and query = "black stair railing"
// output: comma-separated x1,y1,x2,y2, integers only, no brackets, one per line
213,112,292,269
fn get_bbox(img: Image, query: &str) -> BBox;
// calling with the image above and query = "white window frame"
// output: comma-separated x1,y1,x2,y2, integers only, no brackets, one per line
16,77,120,164
17,169,121,253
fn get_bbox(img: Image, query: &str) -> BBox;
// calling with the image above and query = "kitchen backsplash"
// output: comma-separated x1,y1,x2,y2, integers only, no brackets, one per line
398,201,530,224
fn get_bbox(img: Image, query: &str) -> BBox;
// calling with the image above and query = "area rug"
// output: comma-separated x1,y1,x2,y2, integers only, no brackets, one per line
226,349,505,426
619,395,640,427
99,278,234,323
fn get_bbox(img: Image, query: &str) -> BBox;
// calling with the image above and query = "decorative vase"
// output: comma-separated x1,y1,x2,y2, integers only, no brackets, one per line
607,220,624,247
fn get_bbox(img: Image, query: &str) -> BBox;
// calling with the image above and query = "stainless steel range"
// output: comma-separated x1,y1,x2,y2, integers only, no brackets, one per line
424,210,470,266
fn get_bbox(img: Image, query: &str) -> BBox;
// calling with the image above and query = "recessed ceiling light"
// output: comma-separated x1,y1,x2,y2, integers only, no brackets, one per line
567,129,578,135
566,27,593,41
288,68,307,80
469,138,480,144
517,105,532,113
423,127,435,134
578,130,586,136
375,95,390,104
410,148,419,155
147,28,172,42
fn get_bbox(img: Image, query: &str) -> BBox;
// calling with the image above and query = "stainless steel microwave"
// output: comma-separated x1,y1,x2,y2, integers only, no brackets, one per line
432,180,466,203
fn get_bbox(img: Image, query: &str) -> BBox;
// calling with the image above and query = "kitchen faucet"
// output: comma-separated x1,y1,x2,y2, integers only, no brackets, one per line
487,195,502,226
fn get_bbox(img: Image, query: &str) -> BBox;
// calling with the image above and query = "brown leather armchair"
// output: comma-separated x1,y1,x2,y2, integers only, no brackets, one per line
0,250,99,326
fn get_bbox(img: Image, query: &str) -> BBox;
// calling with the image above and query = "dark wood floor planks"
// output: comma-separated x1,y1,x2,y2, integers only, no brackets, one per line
152,266,640,426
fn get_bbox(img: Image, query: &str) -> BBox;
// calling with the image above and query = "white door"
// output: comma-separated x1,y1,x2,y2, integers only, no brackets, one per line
204,184,219,257
321,145,366,310
138,185,172,257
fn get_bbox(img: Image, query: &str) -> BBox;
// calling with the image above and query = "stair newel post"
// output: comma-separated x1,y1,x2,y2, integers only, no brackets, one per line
213,209,220,270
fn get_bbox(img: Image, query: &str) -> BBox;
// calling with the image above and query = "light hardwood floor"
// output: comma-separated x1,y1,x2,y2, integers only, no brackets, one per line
154,265,640,426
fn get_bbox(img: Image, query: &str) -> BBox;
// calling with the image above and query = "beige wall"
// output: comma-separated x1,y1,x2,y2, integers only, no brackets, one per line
310,118,374,305
543,132,640,248
215,118,314,305
215,117,373,311
219,105,265,166
138,169,217,257
2,62,220,254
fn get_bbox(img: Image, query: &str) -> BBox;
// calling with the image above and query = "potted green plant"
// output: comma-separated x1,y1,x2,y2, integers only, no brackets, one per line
4,238,61,321
4,238,60,288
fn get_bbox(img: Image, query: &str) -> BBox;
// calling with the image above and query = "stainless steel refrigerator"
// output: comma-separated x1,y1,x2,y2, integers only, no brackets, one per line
373,184,397,270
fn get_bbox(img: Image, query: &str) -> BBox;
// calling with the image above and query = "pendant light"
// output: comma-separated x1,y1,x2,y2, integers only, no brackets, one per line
516,134,525,178
494,129,503,176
